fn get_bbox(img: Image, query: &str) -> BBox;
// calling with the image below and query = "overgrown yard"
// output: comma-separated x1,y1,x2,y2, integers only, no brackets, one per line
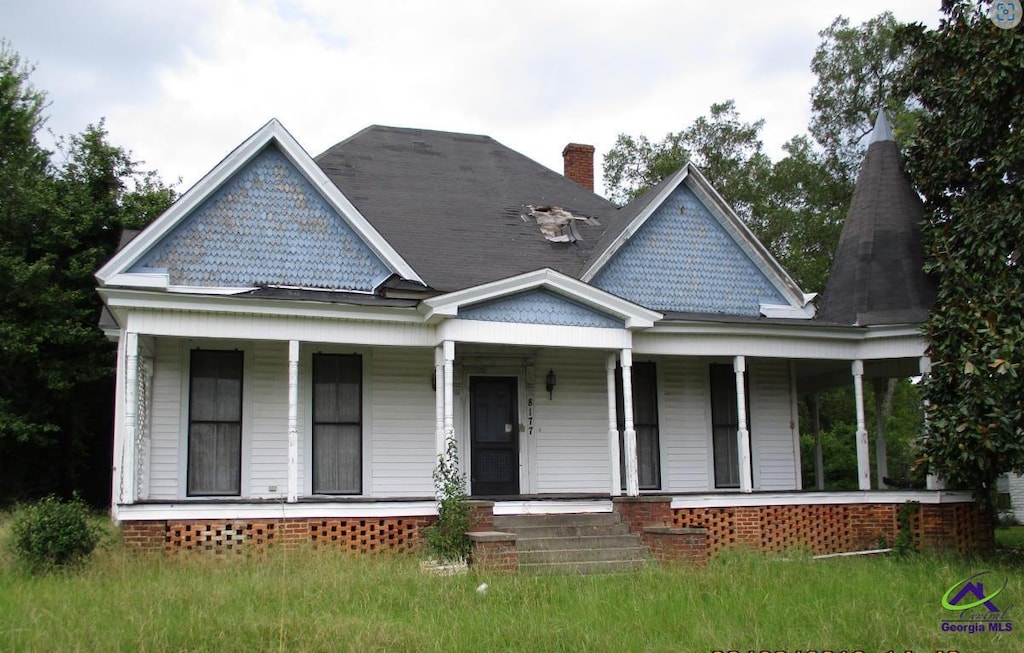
1,519,1023,652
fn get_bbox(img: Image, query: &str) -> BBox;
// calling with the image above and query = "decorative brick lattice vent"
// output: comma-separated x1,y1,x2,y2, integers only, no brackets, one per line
672,508,737,555
309,518,429,553
165,521,279,553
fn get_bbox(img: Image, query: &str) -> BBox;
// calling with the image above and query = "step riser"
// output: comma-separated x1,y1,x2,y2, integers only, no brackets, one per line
518,547,648,564
519,560,648,574
494,512,622,529
500,524,632,539
516,535,643,551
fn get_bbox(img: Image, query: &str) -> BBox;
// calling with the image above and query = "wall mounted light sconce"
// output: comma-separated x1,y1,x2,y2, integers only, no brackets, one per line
545,369,556,399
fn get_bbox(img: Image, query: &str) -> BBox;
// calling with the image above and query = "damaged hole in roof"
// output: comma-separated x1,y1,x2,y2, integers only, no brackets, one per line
521,205,601,243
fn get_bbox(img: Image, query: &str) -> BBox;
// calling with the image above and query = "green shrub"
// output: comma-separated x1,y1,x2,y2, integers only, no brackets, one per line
423,436,474,563
10,495,101,573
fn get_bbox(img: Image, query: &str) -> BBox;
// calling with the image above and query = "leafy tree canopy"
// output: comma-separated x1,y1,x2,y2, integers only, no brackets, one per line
0,41,176,504
904,1,1024,506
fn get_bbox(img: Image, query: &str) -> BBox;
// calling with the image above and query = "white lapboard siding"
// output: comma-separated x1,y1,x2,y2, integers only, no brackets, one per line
248,341,289,499
532,350,612,493
659,357,711,492
750,359,799,490
146,338,182,500
369,348,436,497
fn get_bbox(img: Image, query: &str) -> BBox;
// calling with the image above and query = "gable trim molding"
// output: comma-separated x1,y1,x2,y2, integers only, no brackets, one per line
420,268,663,329
96,119,424,290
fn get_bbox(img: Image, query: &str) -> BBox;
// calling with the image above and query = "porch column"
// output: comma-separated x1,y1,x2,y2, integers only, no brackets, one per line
120,331,139,505
920,356,944,490
620,348,639,497
606,353,622,496
852,360,871,490
434,345,445,460
442,340,456,447
734,355,753,493
810,394,824,490
873,379,889,488
287,340,299,503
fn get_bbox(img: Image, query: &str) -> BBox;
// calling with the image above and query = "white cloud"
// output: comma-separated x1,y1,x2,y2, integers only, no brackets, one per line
1,0,942,195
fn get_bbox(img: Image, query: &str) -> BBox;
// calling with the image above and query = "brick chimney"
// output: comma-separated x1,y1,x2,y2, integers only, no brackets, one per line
562,143,595,192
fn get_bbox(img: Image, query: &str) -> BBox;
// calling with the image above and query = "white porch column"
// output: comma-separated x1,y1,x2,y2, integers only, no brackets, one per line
873,379,889,488
620,348,639,497
919,355,945,490
287,340,299,503
734,355,753,493
852,360,871,490
434,345,445,460
442,340,455,447
120,331,139,505
606,353,622,496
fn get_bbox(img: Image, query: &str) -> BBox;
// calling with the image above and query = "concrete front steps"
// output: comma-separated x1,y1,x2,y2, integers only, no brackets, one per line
492,512,650,574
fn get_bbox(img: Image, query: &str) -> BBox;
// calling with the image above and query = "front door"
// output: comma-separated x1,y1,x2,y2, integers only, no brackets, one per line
470,376,520,496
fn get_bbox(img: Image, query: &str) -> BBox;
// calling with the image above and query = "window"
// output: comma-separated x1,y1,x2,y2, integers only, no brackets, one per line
710,363,751,488
616,361,661,490
187,350,243,496
312,354,362,494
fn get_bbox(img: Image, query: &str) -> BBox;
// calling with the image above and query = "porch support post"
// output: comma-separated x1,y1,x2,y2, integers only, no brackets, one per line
287,340,299,503
873,379,889,488
606,353,622,496
734,355,753,493
920,356,944,490
442,340,455,447
620,348,639,497
810,394,824,491
120,331,139,505
434,345,445,460
852,360,871,490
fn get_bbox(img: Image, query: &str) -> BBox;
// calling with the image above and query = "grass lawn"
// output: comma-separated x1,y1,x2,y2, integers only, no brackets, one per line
1,519,1023,652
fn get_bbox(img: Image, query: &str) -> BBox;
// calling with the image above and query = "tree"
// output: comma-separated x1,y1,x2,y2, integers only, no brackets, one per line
810,12,918,183
904,1,1024,509
0,42,175,504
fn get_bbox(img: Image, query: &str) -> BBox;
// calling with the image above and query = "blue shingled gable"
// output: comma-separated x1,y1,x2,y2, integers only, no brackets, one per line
129,145,392,291
591,184,786,315
459,289,623,328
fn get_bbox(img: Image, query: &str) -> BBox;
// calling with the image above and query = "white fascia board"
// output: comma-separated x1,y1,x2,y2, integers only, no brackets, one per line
115,500,438,522
96,119,424,288
99,287,425,324
670,490,974,510
759,302,815,319
683,166,809,311
420,268,662,328
580,167,691,282
104,272,171,289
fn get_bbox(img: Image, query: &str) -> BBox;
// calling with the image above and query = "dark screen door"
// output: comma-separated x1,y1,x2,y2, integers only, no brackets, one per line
470,376,519,496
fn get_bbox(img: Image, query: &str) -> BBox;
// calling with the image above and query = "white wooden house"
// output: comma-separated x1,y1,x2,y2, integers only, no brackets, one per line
97,115,987,555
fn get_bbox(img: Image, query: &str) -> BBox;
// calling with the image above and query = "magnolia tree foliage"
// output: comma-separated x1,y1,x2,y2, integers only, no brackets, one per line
903,1,1024,504
0,42,175,503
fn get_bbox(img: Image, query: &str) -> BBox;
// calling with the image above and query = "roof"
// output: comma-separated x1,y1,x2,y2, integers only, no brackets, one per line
315,126,623,292
816,112,936,326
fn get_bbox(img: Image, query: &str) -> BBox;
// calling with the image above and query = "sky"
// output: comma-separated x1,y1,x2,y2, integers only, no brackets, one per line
1,1,943,196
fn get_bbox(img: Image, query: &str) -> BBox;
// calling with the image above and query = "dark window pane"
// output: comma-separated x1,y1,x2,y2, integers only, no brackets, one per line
710,364,751,489
187,350,243,497
313,354,362,494
616,361,660,490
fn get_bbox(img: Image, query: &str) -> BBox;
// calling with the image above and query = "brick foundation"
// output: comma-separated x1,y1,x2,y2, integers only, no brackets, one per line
123,516,435,554
643,526,708,566
467,531,518,572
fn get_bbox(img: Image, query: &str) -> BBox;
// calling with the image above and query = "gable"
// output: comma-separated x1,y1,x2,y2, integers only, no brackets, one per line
459,289,624,328
590,183,788,316
128,145,391,291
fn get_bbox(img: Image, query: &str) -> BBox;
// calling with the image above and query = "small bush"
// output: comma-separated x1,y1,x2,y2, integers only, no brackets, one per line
423,436,474,563
10,495,101,573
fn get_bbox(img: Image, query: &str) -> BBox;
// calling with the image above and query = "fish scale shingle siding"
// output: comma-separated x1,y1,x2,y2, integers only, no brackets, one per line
130,145,392,291
591,185,786,315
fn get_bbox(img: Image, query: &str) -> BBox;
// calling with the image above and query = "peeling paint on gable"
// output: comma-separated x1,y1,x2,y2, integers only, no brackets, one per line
459,289,623,328
590,185,787,315
129,145,392,291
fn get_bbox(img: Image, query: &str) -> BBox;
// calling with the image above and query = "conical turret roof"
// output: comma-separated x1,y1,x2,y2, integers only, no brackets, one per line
816,111,936,326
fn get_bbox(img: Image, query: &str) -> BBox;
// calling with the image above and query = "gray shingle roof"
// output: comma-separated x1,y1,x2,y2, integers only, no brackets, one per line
315,126,623,292
816,113,936,326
